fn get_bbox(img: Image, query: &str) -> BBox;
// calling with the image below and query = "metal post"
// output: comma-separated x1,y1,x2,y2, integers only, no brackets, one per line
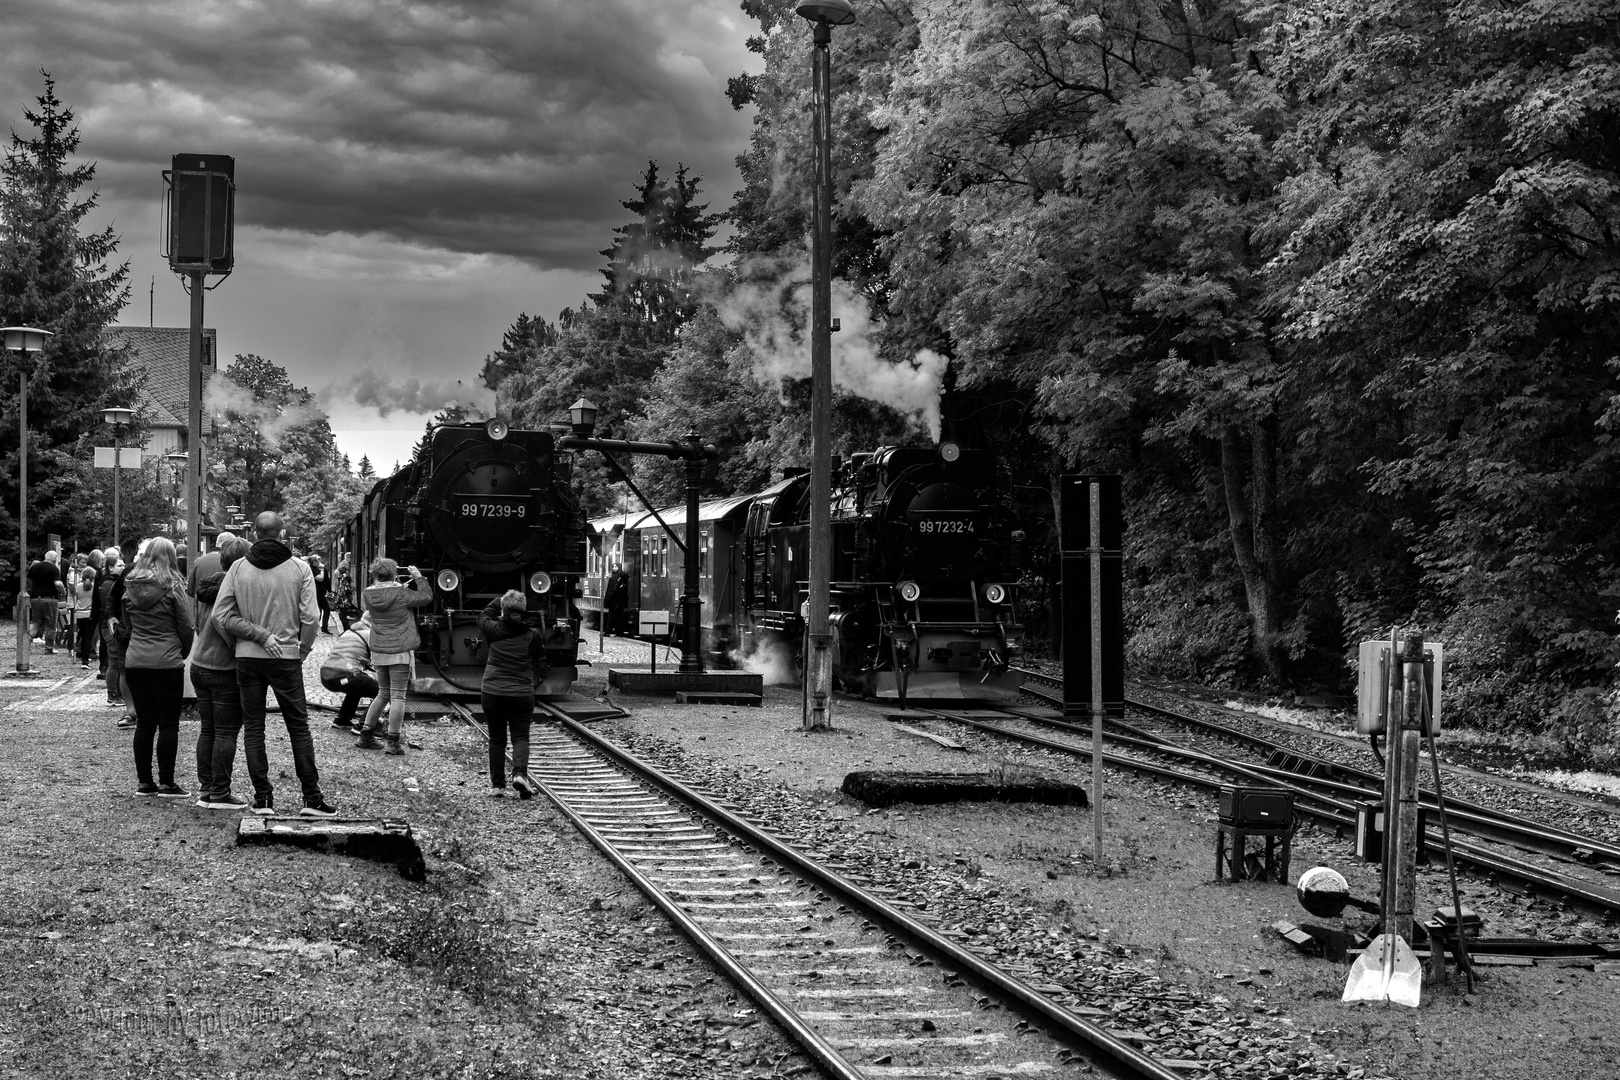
680,435,704,674
15,366,31,674
803,16,835,731
1089,482,1104,863
1390,634,1425,942
187,271,205,564
112,426,123,552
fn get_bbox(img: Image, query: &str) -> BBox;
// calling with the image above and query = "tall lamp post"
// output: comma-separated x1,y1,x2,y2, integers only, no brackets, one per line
101,407,135,551
796,0,856,731
5,326,54,677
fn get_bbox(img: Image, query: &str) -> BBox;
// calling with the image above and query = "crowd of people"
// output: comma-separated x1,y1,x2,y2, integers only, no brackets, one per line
22,509,549,812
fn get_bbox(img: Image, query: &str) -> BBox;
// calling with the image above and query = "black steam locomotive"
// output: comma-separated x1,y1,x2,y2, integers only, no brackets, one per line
341,420,585,697
584,441,1024,704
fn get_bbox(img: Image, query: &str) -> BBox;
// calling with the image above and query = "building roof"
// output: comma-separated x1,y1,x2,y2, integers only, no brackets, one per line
109,325,217,435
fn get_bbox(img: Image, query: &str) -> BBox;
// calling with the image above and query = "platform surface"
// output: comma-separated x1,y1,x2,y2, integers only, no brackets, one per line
608,669,764,695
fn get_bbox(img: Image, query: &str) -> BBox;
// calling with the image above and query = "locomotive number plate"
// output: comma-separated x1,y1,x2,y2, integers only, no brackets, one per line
914,517,976,535
453,497,527,519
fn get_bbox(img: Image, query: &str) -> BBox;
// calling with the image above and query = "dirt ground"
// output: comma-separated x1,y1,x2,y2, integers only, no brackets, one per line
4,625,1613,1080
0,628,795,1080
579,640,1620,1080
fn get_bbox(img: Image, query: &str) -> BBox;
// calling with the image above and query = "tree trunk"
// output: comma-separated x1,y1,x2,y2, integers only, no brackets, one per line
1220,421,1284,682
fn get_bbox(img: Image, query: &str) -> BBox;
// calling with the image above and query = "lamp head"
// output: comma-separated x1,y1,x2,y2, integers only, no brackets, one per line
100,406,135,428
796,0,856,24
1,326,52,354
569,397,599,437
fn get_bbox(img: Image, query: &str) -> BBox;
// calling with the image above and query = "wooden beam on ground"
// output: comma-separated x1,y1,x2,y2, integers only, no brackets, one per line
237,817,425,880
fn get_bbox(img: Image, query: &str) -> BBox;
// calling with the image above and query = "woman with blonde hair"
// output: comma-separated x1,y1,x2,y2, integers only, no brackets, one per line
120,537,195,797
478,588,550,797
355,557,432,755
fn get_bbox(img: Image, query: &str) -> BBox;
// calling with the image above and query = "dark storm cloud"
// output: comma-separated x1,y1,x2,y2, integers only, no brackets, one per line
1,0,758,269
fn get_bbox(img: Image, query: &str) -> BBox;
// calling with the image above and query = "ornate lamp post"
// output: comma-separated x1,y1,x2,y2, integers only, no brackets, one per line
5,326,54,676
100,407,135,551
795,0,856,730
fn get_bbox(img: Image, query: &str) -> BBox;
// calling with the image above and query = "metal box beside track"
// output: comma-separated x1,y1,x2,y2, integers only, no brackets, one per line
1218,785,1294,829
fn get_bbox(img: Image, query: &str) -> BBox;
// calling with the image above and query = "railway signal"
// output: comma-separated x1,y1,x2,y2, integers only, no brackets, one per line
161,153,235,565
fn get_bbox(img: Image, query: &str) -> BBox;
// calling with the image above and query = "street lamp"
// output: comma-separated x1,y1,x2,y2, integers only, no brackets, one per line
796,0,856,731
4,326,54,676
569,398,598,437
100,406,135,551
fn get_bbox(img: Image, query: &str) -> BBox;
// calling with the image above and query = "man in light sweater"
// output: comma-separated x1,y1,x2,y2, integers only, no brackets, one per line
213,511,336,817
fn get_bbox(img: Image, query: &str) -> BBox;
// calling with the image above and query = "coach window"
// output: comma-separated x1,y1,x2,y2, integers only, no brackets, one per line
660,536,670,577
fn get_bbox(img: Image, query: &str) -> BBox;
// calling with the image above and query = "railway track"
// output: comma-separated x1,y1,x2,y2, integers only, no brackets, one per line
890,675,1620,923
1015,671,1620,872
446,698,1187,1080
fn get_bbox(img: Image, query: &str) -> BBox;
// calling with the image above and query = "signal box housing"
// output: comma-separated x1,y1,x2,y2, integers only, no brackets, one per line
164,154,236,274
1218,785,1294,829
1356,639,1444,736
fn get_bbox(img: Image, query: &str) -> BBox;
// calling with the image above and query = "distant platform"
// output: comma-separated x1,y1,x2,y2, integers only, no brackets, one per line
609,669,764,697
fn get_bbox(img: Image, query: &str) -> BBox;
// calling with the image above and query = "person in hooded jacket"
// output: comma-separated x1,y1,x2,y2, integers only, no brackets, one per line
355,558,433,755
122,538,196,798
478,590,549,798
320,614,376,730
213,511,335,817
191,535,255,810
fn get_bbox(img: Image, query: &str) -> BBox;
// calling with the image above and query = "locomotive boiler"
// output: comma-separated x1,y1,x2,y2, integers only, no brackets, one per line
343,420,585,697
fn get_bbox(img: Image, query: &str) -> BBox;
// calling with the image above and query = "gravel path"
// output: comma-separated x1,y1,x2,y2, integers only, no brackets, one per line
572,643,1619,1080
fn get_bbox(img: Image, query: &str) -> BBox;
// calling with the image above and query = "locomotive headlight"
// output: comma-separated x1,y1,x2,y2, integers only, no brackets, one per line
897,580,922,603
436,568,461,593
529,571,553,594
938,441,961,463
486,417,510,441
983,583,1008,605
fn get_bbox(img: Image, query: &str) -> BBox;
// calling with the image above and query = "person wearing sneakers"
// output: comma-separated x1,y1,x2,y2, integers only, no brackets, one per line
192,536,254,811
213,511,335,818
354,558,432,756
319,615,376,730
477,589,550,798
121,538,196,798
25,549,64,652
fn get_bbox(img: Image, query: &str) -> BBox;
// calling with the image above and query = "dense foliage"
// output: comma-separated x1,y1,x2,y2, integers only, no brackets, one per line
483,0,1620,748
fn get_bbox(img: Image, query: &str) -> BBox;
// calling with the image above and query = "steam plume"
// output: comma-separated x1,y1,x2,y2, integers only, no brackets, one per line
716,258,945,439
320,369,497,420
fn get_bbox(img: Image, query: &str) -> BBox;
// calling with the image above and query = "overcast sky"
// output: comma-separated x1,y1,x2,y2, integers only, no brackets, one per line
2,0,765,471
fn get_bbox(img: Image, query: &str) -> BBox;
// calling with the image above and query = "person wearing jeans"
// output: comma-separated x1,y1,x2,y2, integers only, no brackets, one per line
120,539,195,798
191,536,252,810
213,510,334,818
477,590,550,798
320,617,376,729
355,558,432,756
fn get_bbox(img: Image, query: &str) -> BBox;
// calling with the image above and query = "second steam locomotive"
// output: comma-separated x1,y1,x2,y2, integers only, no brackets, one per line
339,420,585,696
585,441,1025,704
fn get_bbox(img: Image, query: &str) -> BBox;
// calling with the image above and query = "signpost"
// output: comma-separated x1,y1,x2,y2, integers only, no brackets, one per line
639,610,670,672
1060,474,1123,864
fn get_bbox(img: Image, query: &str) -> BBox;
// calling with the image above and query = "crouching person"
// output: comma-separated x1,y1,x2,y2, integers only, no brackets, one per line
320,617,377,730
479,589,549,798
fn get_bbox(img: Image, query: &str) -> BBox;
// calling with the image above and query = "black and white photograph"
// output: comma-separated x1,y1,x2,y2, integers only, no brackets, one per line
1,1,1616,1078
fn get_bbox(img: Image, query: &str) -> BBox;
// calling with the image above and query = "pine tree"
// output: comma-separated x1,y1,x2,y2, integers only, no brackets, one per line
0,73,135,577
590,161,721,342
480,311,557,390
357,455,376,481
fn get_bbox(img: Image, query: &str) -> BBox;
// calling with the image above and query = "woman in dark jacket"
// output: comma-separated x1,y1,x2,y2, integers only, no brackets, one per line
192,536,256,810
478,589,549,798
121,538,196,798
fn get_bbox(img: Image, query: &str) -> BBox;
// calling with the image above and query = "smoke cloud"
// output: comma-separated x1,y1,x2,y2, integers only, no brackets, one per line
205,376,327,450
715,258,946,439
320,370,497,420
